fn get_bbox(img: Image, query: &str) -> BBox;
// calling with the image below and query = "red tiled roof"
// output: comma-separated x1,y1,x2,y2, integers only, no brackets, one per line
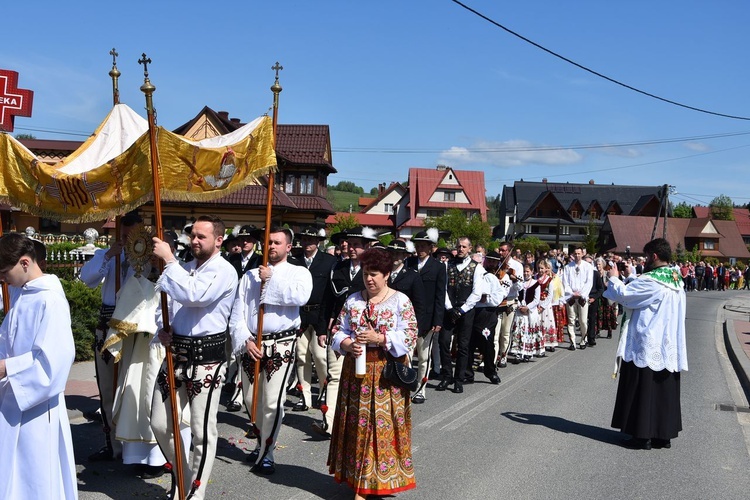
288,195,335,214
407,167,487,222
324,212,396,229
605,215,750,259
276,125,336,173
18,138,85,152
693,206,750,236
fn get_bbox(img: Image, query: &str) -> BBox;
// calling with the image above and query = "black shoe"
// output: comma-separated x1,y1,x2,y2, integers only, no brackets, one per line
622,437,651,450
607,333,612,339
452,382,463,394
411,393,426,404
461,377,475,384
488,374,501,385
138,464,167,479
245,449,260,463
579,343,587,350
568,344,576,351
88,446,115,462
311,422,331,439
497,358,508,368
549,347,555,352
652,438,671,449
226,401,242,412
251,458,275,475
587,342,596,347
292,400,309,412
436,379,451,391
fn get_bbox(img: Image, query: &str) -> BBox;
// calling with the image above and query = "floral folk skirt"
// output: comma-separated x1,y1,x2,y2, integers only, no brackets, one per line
327,348,416,496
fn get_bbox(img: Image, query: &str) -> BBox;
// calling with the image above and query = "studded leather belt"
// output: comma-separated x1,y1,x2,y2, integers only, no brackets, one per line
171,331,227,365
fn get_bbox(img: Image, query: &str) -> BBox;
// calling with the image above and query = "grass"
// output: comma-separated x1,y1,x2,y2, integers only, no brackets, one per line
328,189,375,212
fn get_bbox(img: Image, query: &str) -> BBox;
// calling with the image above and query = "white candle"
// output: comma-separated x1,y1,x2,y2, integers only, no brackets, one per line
355,342,366,378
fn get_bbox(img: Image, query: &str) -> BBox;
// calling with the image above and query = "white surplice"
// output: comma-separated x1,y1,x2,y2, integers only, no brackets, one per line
0,274,77,499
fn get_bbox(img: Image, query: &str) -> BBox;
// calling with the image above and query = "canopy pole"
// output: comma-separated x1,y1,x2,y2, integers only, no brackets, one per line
109,48,123,401
139,53,186,500
249,62,283,436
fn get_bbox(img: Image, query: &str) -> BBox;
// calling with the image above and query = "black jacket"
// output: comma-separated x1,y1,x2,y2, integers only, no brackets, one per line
228,251,261,279
406,256,446,335
300,251,337,336
388,266,427,336
328,260,365,327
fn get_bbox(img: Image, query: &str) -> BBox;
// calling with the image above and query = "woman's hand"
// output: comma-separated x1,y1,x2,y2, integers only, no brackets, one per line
341,338,363,357
355,324,382,345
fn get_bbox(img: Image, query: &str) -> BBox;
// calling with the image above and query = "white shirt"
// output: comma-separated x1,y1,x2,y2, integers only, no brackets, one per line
503,258,525,301
156,252,238,337
562,259,594,301
230,260,313,355
603,268,687,373
80,248,135,305
475,272,508,308
445,256,486,313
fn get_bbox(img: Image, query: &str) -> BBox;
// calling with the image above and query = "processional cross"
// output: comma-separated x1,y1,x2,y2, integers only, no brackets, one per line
138,53,152,78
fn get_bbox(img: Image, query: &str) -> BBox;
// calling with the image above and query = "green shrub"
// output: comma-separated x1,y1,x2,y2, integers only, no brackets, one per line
0,278,101,362
60,279,102,362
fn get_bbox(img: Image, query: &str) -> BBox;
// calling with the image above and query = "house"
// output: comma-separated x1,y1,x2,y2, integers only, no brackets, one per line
326,182,406,234
692,206,750,246
326,166,487,239
496,180,666,252
5,106,336,235
599,215,750,261
394,166,487,239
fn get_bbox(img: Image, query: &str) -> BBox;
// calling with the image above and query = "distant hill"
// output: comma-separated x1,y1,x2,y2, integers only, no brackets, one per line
328,189,375,213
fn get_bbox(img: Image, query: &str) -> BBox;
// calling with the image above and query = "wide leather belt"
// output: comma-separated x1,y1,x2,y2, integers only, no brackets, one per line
171,331,227,365
261,328,298,341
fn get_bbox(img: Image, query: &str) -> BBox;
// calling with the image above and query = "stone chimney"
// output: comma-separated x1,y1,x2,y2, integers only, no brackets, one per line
589,179,595,185
218,111,229,120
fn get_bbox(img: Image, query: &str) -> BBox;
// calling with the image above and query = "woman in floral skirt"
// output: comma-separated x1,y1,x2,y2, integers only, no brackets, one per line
328,247,418,499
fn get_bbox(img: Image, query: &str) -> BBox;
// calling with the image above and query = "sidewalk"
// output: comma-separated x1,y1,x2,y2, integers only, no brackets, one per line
65,359,99,424
723,296,750,404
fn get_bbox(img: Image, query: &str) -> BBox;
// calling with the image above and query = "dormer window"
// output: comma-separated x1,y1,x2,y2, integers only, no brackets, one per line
444,191,456,202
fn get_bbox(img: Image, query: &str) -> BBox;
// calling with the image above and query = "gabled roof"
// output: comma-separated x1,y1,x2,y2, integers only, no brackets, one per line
630,194,659,216
276,124,336,173
361,182,406,214
693,206,750,236
685,218,720,237
288,194,335,213
407,167,487,221
166,184,297,209
172,106,241,137
605,200,623,215
518,191,575,223
505,181,662,222
603,215,750,259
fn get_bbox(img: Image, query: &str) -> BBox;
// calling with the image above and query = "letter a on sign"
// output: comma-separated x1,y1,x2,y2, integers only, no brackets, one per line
0,69,34,133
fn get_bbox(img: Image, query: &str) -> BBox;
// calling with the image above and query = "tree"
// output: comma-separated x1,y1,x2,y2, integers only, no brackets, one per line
425,209,492,249
672,201,692,218
709,194,734,220
333,180,364,194
514,236,550,256
14,133,36,140
486,194,501,227
582,216,599,255
369,186,379,196
326,213,359,236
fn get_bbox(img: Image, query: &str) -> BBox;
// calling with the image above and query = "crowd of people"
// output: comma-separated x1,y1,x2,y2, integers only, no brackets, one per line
0,214,726,498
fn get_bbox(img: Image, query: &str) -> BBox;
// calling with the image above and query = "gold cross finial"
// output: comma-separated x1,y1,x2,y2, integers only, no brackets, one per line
138,53,152,79
272,62,283,79
109,48,119,67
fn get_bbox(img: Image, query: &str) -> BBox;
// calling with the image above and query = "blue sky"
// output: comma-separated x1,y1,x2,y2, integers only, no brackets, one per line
3,1,750,207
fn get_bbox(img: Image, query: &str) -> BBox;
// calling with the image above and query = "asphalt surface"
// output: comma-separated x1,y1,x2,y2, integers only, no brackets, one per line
70,290,750,499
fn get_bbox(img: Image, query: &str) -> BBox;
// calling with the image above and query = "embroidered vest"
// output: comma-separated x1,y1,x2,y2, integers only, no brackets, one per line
447,260,477,307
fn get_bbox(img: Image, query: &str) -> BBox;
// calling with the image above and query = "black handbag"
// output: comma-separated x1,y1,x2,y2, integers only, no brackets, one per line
382,354,419,392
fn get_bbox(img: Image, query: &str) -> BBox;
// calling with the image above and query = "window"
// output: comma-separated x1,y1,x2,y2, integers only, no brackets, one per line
285,175,295,193
444,191,456,202
561,225,570,235
703,240,715,250
427,209,444,217
571,210,579,218
300,174,314,195
384,203,394,214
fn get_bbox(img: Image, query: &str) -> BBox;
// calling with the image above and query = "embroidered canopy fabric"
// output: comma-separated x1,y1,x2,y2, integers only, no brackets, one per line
0,104,276,222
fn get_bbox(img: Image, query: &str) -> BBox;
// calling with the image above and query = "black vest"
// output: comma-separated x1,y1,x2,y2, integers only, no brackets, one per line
447,260,477,308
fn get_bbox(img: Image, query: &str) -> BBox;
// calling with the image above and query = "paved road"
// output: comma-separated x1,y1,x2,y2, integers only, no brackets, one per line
74,291,750,499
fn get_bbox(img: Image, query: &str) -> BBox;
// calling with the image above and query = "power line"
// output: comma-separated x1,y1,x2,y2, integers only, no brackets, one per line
333,130,750,154
450,0,750,121
13,126,92,138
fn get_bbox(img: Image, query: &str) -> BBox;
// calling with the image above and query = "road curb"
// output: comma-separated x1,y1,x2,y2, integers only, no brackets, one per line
723,310,750,404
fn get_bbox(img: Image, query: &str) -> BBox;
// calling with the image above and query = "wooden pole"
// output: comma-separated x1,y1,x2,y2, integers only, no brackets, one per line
249,62,283,435
139,54,185,500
